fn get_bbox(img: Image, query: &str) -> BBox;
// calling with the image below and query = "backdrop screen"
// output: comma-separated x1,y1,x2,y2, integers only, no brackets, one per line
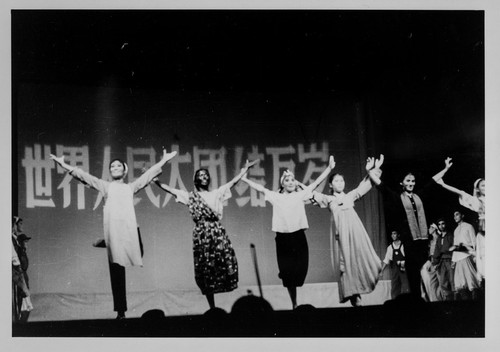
16,83,385,296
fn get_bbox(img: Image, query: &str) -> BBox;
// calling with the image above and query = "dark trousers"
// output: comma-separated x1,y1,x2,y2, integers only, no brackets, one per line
405,240,429,296
106,228,144,313
437,258,454,300
275,230,309,288
390,263,409,299
108,262,127,313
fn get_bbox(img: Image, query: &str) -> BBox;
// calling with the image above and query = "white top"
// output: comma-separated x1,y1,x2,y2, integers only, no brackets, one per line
263,189,312,233
173,184,232,218
383,242,405,264
452,221,476,262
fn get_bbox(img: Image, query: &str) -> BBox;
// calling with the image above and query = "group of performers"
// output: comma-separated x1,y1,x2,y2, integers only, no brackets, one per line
47,151,484,319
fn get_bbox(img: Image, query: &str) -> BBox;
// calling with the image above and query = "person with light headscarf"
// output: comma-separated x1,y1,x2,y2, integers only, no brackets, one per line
50,148,177,319
432,157,485,285
241,156,335,309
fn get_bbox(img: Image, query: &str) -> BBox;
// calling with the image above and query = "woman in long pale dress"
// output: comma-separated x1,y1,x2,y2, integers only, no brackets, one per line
50,149,177,319
432,157,485,284
154,160,257,309
311,156,383,306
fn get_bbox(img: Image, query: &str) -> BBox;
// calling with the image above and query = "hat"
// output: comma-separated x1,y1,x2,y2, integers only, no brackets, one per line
17,233,32,242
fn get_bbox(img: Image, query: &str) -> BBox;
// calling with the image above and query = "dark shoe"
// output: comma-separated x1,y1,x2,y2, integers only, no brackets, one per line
350,295,362,307
93,239,106,248
116,312,126,320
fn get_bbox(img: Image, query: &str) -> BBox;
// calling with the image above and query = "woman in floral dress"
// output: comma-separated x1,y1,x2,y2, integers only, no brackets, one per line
154,160,257,309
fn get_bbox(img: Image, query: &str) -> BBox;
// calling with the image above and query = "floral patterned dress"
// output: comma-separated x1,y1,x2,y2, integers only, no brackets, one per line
187,191,238,295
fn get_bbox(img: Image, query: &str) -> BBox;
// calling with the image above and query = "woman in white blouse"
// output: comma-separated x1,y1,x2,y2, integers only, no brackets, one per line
241,156,335,309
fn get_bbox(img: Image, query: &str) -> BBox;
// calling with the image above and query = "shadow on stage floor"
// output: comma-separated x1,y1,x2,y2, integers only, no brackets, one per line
13,295,484,337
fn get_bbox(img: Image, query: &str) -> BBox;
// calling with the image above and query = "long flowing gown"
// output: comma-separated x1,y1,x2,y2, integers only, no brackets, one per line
314,177,381,303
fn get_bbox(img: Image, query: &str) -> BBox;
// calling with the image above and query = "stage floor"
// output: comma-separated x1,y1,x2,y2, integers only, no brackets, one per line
13,299,484,337
26,281,392,322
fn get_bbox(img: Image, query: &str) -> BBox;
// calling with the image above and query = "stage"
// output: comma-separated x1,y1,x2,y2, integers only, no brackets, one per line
13,298,484,337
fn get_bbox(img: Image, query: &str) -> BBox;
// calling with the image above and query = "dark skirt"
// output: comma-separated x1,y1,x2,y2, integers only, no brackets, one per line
275,230,309,288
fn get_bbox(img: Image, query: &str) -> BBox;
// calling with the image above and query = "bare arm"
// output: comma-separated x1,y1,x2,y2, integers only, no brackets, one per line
367,154,384,185
153,179,179,197
432,157,463,195
50,154,75,173
241,173,268,193
224,159,259,189
432,157,452,183
304,155,335,191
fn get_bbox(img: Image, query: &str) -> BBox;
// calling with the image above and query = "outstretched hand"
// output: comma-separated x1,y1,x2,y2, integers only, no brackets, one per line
444,157,453,169
366,157,375,171
375,154,384,169
244,159,260,170
328,155,336,169
161,148,178,162
49,154,65,165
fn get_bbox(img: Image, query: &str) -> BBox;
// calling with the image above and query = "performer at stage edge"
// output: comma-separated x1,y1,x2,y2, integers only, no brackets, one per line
153,159,258,309
312,155,383,306
432,157,485,286
50,148,177,319
241,155,335,309
380,230,409,300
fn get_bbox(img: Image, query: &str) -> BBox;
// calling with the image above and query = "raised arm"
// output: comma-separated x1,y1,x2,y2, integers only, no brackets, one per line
241,172,268,194
50,154,75,173
304,155,335,191
432,157,463,196
131,149,178,192
224,159,259,189
50,154,106,192
367,154,384,185
154,178,177,196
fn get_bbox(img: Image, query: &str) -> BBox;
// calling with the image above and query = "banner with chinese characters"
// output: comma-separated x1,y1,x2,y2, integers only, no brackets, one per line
15,83,385,295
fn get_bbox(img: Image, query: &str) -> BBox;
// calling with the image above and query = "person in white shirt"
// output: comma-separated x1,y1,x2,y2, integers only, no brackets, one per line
433,157,485,285
450,210,479,300
241,156,335,309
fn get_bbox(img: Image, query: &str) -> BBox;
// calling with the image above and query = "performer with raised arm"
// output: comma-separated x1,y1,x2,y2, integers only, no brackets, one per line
153,160,258,309
241,156,335,309
311,155,383,306
432,157,485,285
50,148,177,319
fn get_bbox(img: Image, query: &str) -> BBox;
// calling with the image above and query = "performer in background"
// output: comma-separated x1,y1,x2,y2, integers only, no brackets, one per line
154,160,258,309
380,230,409,300
449,210,479,300
241,156,335,309
430,218,455,301
432,157,485,286
50,148,177,319
420,223,444,302
12,216,33,322
311,155,383,307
